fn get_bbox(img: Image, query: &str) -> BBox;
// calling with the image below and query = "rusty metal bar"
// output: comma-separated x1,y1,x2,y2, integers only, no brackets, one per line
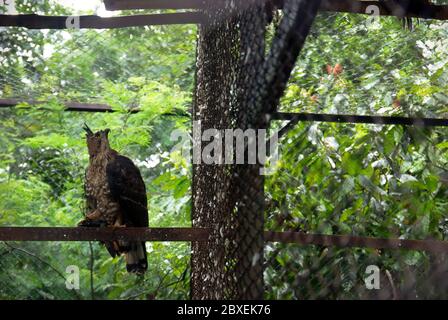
5,100,447,128
0,12,204,29
265,231,448,253
0,99,137,113
319,0,448,20
0,99,189,117
0,0,445,30
64,102,125,112
104,0,204,10
0,227,211,242
272,112,448,127
102,0,448,21
1,227,446,253
0,1,445,29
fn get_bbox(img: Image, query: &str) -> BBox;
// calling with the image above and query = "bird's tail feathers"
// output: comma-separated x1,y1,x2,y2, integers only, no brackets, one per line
125,241,147,274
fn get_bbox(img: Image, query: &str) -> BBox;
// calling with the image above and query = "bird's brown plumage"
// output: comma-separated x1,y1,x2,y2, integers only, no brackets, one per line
78,125,148,274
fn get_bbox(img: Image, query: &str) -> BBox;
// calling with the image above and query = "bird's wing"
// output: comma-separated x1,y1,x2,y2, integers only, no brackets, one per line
106,155,148,227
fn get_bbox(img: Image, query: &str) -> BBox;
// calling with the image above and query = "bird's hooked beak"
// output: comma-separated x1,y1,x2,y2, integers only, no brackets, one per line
83,123,93,136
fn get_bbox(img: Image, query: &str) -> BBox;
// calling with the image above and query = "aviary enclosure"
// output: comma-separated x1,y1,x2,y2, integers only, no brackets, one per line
0,0,448,300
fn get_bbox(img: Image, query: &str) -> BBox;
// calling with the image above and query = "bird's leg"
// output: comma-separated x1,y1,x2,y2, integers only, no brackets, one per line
111,216,126,230
112,224,127,229
86,209,102,220
112,219,130,252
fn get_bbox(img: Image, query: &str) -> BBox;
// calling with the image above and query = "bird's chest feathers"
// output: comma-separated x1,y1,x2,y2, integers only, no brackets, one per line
86,163,110,199
85,156,121,224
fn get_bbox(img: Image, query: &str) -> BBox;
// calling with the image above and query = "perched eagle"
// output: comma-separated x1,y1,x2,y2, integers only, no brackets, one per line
78,125,148,274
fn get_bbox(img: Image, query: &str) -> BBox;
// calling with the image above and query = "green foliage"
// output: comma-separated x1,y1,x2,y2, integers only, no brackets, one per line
265,13,448,299
0,0,194,300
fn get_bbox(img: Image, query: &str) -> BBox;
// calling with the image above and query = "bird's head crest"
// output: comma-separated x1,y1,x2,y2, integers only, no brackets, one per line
83,123,93,136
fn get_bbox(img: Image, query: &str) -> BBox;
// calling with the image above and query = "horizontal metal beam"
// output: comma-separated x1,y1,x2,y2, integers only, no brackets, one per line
104,0,204,10
0,98,121,112
1,227,446,253
103,0,448,21
0,12,203,29
272,112,448,127
0,99,190,118
265,231,448,253
4,100,446,128
0,0,445,30
0,227,211,242
320,0,448,20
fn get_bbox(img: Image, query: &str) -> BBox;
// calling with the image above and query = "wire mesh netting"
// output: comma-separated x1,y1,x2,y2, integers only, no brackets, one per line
0,5,196,299
263,1,448,299
1,0,448,300
192,0,448,300
192,0,324,299
0,27,196,102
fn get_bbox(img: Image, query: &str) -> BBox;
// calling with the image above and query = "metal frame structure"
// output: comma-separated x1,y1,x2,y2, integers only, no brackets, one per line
0,1,447,30
1,0,448,299
1,227,447,253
